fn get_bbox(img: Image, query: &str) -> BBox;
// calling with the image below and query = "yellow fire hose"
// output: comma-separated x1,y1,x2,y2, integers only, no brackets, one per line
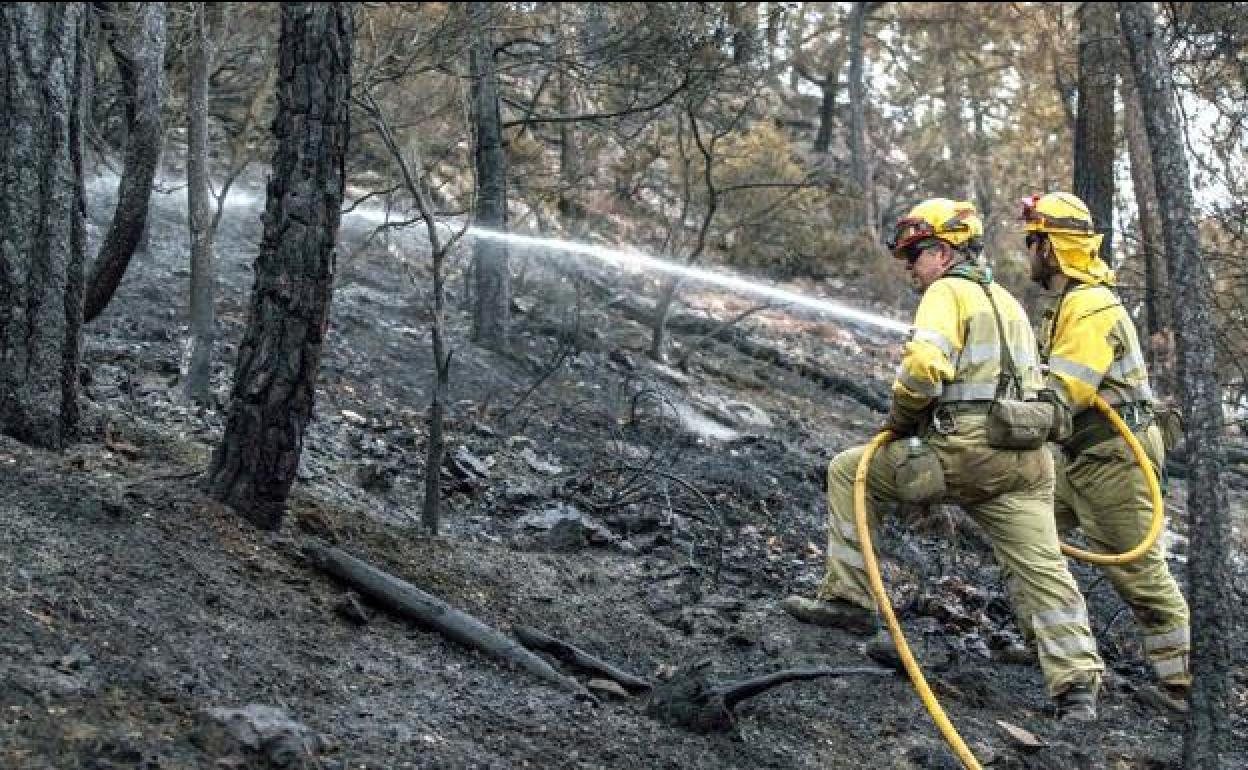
853,430,983,770
850,393,1165,770
1057,395,1167,565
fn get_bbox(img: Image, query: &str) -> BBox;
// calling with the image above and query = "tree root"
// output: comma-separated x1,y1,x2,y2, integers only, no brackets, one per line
645,660,894,732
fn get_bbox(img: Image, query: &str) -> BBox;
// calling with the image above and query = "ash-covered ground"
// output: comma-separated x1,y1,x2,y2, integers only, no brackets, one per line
1,168,1245,769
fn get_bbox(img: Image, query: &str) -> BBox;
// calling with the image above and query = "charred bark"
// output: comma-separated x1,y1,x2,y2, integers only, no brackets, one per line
0,4,90,449
469,1,510,351
1121,4,1234,765
813,74,837,154
423,330,450,534
509,625,891,731
204,3,352,529
1120,48,1171,397
82,2,166,323
1073,1,1117,260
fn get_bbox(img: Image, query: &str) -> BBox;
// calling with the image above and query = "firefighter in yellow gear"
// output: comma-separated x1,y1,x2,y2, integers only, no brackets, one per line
783,198,1104,721
1021,191,1191,713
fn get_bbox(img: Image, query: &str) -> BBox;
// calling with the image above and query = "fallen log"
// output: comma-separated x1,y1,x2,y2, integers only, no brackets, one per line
303,545,590,698
513,625,653,694
645,660,895,732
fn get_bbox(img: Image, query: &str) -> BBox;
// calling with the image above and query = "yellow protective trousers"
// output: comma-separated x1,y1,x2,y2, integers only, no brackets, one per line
817,414,1104,698
1050,423,1191,688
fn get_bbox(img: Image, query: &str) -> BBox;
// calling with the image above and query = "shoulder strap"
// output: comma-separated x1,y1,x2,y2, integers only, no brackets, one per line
980,283,1024,400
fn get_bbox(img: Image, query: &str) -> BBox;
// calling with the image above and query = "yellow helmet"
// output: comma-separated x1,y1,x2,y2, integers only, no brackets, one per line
1020,192,1113,285
888,198,983,260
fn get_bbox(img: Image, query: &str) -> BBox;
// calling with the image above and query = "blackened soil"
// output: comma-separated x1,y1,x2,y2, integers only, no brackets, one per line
1,170,1245,770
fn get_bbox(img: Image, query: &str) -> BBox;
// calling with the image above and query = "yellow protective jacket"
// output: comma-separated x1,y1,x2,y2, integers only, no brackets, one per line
892,266,1044,427
1038,282,1154,418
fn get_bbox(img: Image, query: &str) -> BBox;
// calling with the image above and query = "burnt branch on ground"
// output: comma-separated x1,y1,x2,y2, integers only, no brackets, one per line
304,544,592,699
513,625,654,694
644,660,894,733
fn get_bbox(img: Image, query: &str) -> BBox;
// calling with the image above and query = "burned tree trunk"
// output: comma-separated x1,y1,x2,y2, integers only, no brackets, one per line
555,5,582,231
1121,4,1234,766
204,3,352,529
1073,0,1116,260
1120,48,1171,397
811,40,846,156
0,4,90,450
183,1,215,403
846,1,876,242
812,71,837,154
82,2,167,323
468,1,510,351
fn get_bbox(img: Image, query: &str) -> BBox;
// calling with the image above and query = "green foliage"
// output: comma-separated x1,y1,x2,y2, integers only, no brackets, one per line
709,122,841,278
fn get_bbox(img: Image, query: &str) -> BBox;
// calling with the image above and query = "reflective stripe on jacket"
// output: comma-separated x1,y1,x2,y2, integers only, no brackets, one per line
1039,283,1154,415
893,273,1044,415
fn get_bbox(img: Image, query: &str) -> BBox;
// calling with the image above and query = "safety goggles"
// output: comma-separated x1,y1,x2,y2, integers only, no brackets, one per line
889,213,970,259
888,217,934,257
1019,195,1094,233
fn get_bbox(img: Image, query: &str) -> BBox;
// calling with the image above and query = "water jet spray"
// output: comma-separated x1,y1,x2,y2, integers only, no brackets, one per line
461,227,913,337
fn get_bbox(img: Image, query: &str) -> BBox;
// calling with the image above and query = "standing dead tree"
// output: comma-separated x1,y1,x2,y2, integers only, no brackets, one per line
648,80,806,363
788,6,848,155
357,87,468,535
349,3,474,536
1119,38,1171,398
649,107,723,363
183,1,214,403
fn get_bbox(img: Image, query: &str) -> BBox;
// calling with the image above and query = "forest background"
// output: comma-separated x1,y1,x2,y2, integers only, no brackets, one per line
88,1,1247,400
